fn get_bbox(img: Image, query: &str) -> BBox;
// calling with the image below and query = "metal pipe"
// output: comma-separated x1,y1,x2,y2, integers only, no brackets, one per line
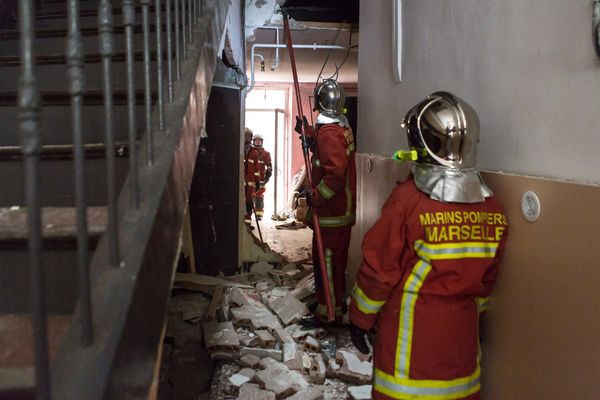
98,0,119,267
166,0,174,101
141,0,154,166
256,26,280,71
247,43,350,93
122,0,139,208
174,0,181,78
67,0,93,346
191,0,196,27
181,0,187,58
155,0,165,130
18,0,50,397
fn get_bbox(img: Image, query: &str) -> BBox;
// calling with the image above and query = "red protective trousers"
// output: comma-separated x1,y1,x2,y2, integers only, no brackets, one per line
309,122,356,319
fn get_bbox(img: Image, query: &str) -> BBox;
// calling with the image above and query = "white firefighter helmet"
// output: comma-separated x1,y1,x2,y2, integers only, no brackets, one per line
314,79,346,117
402,91,480,170
252,133,263,147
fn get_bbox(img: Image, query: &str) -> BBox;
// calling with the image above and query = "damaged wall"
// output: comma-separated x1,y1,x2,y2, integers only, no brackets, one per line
358,0,600,185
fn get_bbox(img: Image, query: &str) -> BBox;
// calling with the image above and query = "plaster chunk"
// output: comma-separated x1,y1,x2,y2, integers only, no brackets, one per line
239,354,262,368
286,386,324,400
203,321,240,355
269,293,309,326
255,330,276,348
348,385,373,400
335,349,373,384
255,360,309,399
237,383,276,400
241,347,283,362
230,304,282,331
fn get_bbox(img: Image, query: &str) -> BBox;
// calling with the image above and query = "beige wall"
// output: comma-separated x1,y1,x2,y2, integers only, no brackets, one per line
350,153,600,399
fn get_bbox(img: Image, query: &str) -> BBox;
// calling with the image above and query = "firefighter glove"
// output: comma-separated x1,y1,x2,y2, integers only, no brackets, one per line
299,187,312,207
265,170,272,183
255,181,261,192
350,323,371,355
294,115,308,134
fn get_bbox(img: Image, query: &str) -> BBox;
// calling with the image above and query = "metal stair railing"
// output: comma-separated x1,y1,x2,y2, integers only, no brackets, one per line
16,0,228,398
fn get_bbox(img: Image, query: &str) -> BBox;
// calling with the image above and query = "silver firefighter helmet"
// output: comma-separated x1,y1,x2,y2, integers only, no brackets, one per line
314,79,346,117
402,91,480,170
252,133,263,147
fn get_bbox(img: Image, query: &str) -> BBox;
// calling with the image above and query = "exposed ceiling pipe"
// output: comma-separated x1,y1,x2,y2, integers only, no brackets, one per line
253,52,266,72
256,26,281,71
247,43,350,93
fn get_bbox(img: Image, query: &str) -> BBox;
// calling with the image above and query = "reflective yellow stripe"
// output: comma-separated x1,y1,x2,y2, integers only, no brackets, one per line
396,260,432,377
352,284,385,314
318,213,355,228
415,240,499,260
374,367,480,400
476,297,489,313
317,179,336,199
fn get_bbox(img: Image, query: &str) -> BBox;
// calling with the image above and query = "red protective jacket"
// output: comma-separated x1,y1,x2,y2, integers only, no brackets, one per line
244,146,260,188
350,175,509,400
310,123,356,228
256,147,272,185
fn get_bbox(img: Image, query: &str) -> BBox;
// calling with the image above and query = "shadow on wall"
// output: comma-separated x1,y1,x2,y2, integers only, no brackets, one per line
346,153,411,291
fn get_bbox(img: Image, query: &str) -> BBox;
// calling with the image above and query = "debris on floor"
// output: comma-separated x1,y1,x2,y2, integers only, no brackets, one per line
161,260,373,399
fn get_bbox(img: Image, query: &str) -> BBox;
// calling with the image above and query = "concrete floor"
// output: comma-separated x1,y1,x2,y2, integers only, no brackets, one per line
248,216,312,264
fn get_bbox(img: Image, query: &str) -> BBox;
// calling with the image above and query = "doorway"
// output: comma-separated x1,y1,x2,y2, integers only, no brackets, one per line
245,88,289,219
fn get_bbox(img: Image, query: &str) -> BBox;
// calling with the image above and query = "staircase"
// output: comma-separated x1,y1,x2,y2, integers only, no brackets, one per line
0,0,229,398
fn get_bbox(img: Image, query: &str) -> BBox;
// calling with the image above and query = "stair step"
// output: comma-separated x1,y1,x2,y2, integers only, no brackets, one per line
0,51,164,67
0,314,72,396
0,367,34,399
0,206,107,250
0,90,155,106
34,5,166,21
0,142,129,161
0,23,167,40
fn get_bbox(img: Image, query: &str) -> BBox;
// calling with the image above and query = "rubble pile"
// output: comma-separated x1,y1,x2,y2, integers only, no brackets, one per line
174,262,373,399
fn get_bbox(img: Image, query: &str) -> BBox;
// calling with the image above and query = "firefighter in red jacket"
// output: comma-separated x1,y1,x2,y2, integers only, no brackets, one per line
297,79,356,323
349,92,509,400
243,127,260,222
252,133,272,220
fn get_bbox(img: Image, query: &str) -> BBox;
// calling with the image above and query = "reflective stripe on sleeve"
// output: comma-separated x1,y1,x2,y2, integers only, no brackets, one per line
374,367,480,400
317,179,336,199
352,284,385,315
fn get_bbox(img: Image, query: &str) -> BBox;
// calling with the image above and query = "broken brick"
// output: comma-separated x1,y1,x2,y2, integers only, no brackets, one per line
230,304,282,331
239,354,261,369
348,385,372,400
269,294,309,326
202,321,240,357
237,383,276,400
335,349,373,384
255,330,276,348
286,386,324,400
241,347,283,362
308,355,327,384
255,360,309,399
302,336,321,353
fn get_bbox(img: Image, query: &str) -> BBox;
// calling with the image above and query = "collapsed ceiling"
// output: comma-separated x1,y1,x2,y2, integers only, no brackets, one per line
245,0,359,85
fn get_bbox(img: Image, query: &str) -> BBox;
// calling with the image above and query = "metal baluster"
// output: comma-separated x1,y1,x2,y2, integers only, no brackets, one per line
181,0,187,58
67,0,93,346
192,0,196,26
122,0,139,207
98,0,119,267
141,0,153,166
155,0,165,129
166,0,174,102
18,1,50,398
174,0,181,78
187,0,192,43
